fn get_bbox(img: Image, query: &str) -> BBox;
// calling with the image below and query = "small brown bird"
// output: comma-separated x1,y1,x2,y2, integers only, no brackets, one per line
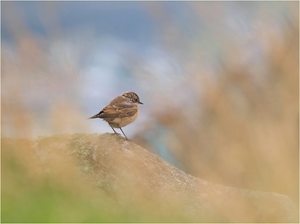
89,92,143,140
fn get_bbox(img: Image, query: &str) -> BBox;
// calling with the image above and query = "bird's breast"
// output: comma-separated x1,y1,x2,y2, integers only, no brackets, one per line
109,111,138,128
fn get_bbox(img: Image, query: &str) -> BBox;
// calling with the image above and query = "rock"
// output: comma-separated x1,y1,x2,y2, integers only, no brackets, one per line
53,133,297,222
5,133,297,222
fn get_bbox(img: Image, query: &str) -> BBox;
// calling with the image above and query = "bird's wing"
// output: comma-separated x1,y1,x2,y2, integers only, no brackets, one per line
99,96,137,119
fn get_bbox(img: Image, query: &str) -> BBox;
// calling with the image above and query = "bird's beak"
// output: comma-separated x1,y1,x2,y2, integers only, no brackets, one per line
138,101,143,104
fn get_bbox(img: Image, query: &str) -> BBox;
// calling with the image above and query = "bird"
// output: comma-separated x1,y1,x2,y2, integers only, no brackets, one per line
89,92,143,140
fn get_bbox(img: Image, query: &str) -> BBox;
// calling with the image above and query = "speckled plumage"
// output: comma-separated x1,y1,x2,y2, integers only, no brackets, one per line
89,92,143,140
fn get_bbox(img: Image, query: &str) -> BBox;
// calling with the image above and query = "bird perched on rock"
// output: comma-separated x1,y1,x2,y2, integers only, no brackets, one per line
89,92,143,140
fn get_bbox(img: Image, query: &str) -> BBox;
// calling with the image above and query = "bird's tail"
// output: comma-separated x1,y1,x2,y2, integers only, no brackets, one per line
89,111,102,119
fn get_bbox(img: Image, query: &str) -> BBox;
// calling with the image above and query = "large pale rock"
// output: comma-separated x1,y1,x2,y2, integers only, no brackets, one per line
35,133,298,222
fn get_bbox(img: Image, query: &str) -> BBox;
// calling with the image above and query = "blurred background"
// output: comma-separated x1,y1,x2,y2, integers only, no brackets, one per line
2,1,299,220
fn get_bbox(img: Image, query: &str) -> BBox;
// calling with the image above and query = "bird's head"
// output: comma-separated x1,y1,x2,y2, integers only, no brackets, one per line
122,92,143,104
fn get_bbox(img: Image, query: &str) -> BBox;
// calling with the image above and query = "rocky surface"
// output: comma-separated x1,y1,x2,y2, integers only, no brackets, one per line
32,133,298,222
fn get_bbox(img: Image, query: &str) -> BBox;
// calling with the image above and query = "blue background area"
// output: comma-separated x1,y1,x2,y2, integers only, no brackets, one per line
2,1,297,168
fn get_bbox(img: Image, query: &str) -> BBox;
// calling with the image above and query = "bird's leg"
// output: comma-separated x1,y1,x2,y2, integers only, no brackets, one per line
109,124,118,135
119,127,128,140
